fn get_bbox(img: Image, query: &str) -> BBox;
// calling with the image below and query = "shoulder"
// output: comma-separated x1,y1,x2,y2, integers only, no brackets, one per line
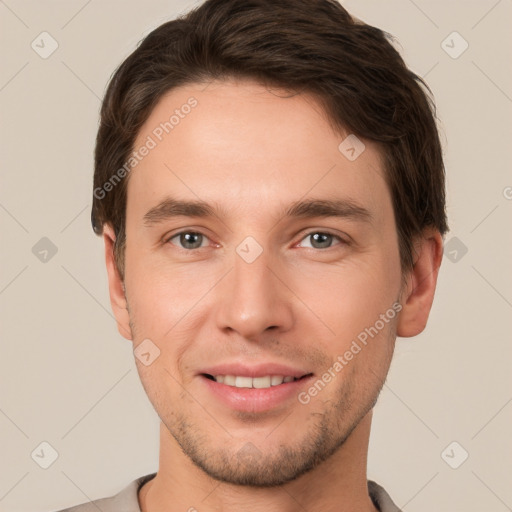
53,473,156,512
368,480,402,512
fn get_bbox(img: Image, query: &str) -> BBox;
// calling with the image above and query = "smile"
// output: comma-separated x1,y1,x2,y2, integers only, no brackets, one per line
203,374,308,388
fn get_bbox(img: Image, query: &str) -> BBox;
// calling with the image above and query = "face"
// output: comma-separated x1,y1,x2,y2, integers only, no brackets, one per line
113,79,406,486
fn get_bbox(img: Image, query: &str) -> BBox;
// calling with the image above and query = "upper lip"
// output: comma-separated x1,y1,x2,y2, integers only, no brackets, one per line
198,362,312,379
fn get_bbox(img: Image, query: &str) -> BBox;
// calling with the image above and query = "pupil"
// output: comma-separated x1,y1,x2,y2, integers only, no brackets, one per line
312,233,331,248
181,232,202,249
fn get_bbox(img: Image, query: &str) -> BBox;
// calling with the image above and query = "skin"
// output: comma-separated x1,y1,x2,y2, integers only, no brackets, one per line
103,79,443,512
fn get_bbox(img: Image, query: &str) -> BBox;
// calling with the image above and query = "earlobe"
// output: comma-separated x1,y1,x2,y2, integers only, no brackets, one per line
103,224,133,341
396,229,444,338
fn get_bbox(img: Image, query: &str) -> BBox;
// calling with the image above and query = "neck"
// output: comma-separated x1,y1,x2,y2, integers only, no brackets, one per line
139,411,378,512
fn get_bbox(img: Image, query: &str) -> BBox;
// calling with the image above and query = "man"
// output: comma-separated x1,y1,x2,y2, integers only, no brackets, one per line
60,0,447,510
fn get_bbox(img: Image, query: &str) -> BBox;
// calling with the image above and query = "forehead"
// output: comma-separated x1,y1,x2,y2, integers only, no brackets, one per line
127,79,391,224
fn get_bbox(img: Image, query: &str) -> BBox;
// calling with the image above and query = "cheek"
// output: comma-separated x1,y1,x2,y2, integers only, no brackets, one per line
293,252,401,342
124,246,212,338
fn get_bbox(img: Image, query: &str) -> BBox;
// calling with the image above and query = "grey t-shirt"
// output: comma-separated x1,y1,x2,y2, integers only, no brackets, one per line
54,473,402,512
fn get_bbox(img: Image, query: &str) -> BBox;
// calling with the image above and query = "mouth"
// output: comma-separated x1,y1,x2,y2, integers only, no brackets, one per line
197,362,314,412
201,373,313,389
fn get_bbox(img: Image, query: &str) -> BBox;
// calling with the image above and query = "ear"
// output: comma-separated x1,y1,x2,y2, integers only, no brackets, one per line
103,224,132,341
397,228,444,338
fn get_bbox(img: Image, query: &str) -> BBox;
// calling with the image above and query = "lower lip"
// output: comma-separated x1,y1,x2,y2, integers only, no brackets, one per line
200,375,313,413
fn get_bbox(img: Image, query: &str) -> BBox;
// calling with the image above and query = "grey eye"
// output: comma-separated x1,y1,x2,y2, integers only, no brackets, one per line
311,233,332,248
169,232,207,249
300,232,337,249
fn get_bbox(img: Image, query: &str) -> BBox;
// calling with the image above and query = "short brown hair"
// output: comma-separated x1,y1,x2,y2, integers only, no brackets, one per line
92,0,448,278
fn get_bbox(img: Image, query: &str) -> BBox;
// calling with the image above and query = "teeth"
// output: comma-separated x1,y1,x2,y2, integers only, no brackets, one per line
235,376,252,388
224,375,236,386
271,375,284,386
253,376,271,388
212,375,299,389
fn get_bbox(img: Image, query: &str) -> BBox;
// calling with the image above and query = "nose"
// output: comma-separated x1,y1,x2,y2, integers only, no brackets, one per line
214,248,294,340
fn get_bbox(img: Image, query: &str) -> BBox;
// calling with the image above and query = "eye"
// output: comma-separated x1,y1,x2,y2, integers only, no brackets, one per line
297,231,343,249
167,231,209,250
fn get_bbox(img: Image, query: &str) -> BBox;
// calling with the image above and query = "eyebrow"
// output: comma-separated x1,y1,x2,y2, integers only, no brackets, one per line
144,197,216,225
143,197,372,226
284,198,372,223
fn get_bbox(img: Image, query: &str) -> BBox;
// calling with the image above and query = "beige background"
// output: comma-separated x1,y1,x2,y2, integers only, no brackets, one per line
1,1,511,511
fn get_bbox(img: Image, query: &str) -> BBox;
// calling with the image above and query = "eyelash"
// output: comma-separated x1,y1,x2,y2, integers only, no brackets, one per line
297,231,346,249
165,230,347,251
